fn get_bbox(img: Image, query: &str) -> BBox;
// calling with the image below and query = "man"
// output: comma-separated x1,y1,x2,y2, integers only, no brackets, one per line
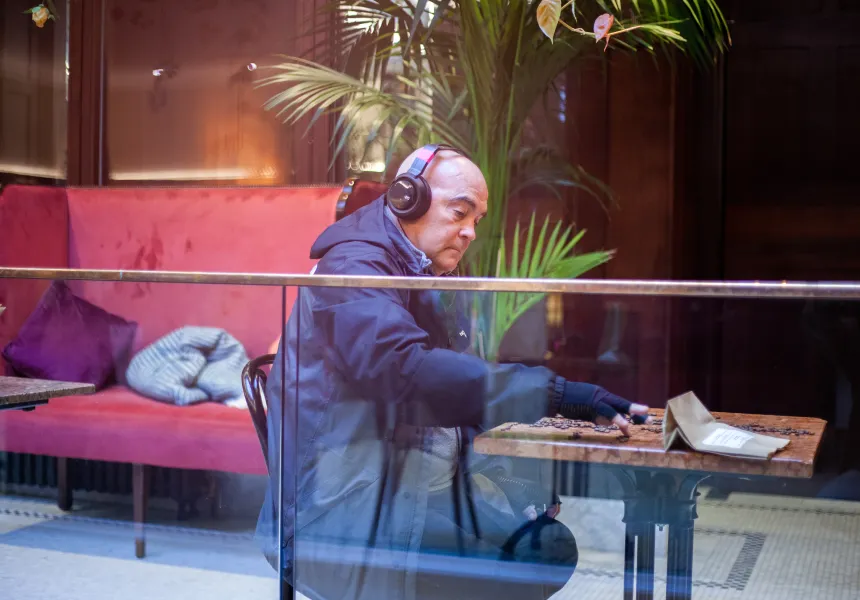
257,144,649,600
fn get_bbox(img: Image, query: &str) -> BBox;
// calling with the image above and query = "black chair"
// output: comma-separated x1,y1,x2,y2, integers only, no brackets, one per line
241,354,572,599
242,354,296,598
241,353,274,471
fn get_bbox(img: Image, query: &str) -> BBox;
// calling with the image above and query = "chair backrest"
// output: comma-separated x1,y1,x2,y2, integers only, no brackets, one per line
336,178,387,220
241,353,275,473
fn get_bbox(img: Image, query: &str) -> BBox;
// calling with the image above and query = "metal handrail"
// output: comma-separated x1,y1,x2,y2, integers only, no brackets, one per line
1,267,860,300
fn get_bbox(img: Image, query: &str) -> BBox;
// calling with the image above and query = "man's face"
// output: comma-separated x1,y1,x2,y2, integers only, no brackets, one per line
401,154,489,275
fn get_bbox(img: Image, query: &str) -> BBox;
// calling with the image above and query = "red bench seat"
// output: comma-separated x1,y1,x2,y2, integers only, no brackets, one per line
0,180,387,557
0,386,267,475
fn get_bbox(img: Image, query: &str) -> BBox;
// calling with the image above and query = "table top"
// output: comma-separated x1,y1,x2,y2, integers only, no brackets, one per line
0,376,95,410
474,409,827,479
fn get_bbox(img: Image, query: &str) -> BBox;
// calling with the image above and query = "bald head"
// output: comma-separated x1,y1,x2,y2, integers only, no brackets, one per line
392,146,489,275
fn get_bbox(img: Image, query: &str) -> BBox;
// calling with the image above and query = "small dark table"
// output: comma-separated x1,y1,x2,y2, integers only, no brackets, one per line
0,376,95,412
475,410,826,600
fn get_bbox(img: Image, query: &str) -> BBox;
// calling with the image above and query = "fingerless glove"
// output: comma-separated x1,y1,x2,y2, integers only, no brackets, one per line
549,376,644,424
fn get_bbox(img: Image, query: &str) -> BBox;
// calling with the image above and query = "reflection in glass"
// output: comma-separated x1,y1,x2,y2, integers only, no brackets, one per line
0,277,286,599
268,281,860,600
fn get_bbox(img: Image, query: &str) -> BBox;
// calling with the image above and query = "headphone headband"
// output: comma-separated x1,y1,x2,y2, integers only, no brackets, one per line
404,144,461,178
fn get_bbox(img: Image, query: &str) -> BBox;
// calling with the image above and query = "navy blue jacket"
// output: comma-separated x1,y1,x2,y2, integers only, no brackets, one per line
256,197,558,600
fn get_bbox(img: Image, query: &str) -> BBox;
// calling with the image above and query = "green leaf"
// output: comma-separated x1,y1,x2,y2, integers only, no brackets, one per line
528,216,551,278
510,220,521,279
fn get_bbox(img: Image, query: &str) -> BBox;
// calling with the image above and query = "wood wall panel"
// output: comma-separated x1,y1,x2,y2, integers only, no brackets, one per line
289,0,339,184
67,0,105,186
718,0,860,454
607,55,677,407
725,206,860,281
558,53,681,408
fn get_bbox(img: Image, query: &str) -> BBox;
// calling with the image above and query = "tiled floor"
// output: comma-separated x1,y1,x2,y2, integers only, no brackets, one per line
1,487,858,599
550,490,860,600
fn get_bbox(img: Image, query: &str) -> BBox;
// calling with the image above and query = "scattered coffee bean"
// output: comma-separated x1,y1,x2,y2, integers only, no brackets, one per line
734,423,812,437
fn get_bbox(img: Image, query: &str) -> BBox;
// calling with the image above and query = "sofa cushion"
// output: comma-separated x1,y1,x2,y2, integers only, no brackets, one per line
2,281,137,390
66,186,340,360
0,385,267,475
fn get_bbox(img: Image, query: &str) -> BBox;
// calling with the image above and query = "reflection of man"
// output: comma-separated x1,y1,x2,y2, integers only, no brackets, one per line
256,144,650,600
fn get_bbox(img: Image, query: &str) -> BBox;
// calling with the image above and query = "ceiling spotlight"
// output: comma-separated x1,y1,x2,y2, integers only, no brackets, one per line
152,68,164,77
247,62,257,71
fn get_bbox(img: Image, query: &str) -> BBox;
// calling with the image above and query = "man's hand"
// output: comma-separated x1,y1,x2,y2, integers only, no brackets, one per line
557,381,651,436
597,403,651,437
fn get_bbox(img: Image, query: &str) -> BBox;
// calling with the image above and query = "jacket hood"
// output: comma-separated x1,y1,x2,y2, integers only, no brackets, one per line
310,196,430,275
310,195,389,259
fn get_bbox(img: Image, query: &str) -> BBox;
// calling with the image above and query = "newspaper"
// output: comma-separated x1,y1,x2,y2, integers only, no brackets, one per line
663,391,790,459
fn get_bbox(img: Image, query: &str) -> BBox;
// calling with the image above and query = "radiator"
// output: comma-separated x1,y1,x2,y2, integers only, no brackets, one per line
1,452,203,502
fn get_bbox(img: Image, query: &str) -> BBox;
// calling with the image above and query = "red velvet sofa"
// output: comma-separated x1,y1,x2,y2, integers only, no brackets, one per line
0,180,385,557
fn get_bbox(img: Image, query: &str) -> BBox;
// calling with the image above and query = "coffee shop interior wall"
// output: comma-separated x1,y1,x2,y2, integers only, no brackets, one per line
2,0,860,472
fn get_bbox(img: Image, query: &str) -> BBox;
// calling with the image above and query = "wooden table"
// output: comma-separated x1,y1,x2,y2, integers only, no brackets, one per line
475,410,827,600
0,376,95,411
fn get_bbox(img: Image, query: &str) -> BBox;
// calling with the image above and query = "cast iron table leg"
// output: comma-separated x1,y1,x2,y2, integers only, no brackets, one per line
667,524,695,600
613,469,707,600
665,475,700,600
624,524,636,600
636,523,656,599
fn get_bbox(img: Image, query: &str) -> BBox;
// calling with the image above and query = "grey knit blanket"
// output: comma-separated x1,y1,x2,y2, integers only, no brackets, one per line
126,326,249,408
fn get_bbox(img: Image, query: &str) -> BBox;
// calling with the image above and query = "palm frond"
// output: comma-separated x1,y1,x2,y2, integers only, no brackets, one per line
256,57,465,171
486,214,614,360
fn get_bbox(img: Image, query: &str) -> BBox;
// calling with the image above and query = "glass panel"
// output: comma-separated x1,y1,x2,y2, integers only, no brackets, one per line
0,0,68,184
102,0,297,186
279,279,860,599
0,277,286,599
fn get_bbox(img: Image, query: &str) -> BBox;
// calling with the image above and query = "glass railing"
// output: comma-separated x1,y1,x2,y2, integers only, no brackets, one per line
0,272,289,599
2,268,860,600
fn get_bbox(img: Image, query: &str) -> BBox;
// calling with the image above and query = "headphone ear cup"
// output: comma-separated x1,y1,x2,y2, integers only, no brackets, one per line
387,175,432,221
408,176,432,220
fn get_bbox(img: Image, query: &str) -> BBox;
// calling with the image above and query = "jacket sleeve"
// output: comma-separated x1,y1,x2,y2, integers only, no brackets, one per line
307,247,556,429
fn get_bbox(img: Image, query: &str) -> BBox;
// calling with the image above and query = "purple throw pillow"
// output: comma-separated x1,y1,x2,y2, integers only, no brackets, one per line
2,281,138,390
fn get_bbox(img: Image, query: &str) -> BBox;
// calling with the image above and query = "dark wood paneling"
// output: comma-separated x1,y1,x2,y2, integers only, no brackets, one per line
605,54,678,406
669,55,727,408
725,206,860,281
67,0,105,186
289,0,338,184
723,0,860,276
555,57,614,386
718,0,860,457
558,52,681,407
566,57,611,273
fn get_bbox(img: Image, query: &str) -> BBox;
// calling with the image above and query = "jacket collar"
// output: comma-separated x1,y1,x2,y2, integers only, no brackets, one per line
383,203,434,275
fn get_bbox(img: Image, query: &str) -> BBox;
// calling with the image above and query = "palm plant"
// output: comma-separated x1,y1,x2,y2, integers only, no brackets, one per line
257,0,729,361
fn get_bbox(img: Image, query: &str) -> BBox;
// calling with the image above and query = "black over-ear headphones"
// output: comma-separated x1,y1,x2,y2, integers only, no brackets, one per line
385,143,462,221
